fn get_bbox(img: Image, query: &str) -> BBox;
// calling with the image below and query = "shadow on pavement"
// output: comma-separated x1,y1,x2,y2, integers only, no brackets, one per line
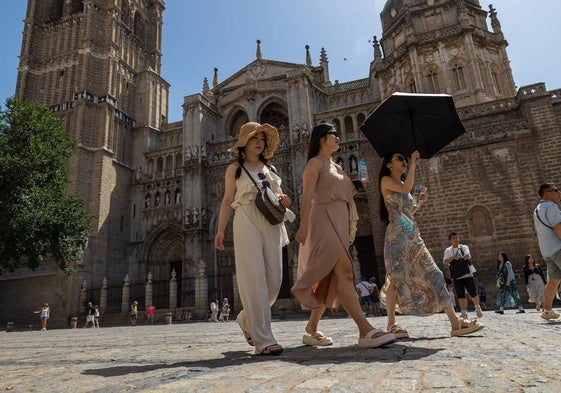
82,343,443,377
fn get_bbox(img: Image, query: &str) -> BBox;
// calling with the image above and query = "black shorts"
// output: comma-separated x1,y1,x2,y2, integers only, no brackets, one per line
453,276,477,299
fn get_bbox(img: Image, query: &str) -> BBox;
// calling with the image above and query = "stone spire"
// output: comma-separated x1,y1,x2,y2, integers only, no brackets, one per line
212,67,219,88
488,4,502,34
319,47,330,85
256,39,262,60
202,77,210,96
305,45,312,67
373,36,382,61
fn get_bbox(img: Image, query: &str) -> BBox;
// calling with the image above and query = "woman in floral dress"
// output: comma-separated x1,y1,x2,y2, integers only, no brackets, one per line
379,150,483,337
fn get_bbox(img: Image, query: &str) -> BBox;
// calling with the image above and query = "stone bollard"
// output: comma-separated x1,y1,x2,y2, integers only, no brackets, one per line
278,307,286,320
70,317,78,329
165,312,173,325
6,322,14,332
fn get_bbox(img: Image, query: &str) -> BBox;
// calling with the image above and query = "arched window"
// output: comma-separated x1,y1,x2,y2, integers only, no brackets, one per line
260,102,289,130
492,71,501,94
154,192,161,207
344,116,354,134
229,111,249,138
165,154,173,174
356,113,366,128
156,157,164,174
332,118,341,132
427,71,439,94
144,194,152,209
70,0,84,13
467,205,494,238
452,64,466,91
409,79,417,93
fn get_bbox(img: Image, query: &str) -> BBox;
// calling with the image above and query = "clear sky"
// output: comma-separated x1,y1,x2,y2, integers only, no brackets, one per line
1,1,560,122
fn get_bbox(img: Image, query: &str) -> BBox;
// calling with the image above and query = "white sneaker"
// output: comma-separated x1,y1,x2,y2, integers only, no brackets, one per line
460,312,468,319
475,305,483,318
541,310,560,320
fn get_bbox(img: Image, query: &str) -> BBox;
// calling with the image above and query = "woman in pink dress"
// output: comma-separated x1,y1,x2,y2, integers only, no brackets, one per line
293,123,395,348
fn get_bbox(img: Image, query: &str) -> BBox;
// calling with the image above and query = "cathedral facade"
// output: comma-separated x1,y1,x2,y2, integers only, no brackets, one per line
2,0,560,326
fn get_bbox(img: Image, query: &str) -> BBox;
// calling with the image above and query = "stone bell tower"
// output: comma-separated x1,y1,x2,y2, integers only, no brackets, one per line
374,0,516,106
15,0,169,310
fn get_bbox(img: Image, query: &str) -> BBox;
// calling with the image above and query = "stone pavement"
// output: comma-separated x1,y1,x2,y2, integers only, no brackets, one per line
2,308,561,393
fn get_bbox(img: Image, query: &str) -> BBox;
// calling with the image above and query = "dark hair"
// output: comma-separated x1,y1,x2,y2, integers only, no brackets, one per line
378,152,406,224
448,232,458,240
306,123,335,161
497,251,509,266
524,254,534,266
538,183,555,197
234,145,270,179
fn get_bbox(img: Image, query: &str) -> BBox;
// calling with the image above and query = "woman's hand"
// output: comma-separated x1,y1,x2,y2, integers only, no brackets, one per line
295,227,307,244
278,194,291,207
214,233,225,250
410,150,421,163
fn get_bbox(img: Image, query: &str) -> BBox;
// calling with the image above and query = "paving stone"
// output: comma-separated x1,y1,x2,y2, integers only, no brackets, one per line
2,309,561,392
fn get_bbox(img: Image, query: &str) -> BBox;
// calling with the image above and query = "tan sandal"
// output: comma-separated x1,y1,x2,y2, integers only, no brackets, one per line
388,323,409,339
450,318,484,337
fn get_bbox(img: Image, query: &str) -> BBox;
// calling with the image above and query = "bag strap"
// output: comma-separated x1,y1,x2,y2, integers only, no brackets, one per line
239,164,261,191
535,207,553,229
240,163,285,195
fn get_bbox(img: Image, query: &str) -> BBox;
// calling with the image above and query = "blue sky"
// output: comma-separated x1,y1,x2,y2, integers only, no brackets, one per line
2,1,560,122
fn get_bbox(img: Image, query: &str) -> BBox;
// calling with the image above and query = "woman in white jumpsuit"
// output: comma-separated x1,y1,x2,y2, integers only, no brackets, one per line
215,122,291,355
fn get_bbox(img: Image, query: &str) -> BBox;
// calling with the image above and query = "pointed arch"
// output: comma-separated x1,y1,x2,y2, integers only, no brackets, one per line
467,205,494,238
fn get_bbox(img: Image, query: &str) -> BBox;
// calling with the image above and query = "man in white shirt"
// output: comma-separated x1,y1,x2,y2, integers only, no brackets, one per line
533,183,561,320
443,232,483,319
355,277,374,316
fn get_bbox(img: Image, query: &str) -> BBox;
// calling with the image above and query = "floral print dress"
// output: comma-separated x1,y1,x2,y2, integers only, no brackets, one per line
382,191,450,315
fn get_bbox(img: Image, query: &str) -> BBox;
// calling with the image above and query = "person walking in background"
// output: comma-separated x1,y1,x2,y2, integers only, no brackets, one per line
221,298,231,322
208,300,219,322
445,278,457,310
368,277,381,317
495,252,525,314
293,123,395,349
355,276,375,317
146,304,155,325
93,305,100,328
443,232,483,319
523,254,547,312
533,183,561,320
214,122,292,355
84,301,95,328
379,150,483,338
476,279,487,310
34,302,50,331
130,300,138,326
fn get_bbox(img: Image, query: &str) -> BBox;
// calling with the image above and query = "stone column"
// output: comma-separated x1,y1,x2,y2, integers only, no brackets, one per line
121,274,129,313
78,280,87,315
195,259,208,318
169,269,177,312
145,272,153,308
99,277,107,314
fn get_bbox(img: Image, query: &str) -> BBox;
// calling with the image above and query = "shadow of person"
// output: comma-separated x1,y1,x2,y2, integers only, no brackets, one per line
82,344,443,377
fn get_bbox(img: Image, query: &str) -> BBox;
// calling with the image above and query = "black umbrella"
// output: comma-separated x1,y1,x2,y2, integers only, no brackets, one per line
359,92,466,159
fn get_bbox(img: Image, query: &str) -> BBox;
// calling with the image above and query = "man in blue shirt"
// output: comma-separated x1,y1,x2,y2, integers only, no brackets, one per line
533,183,561,320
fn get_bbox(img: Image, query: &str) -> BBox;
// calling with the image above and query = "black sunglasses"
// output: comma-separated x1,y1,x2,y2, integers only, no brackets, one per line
326,131,339,138
394,155,408,163
546,188,559,193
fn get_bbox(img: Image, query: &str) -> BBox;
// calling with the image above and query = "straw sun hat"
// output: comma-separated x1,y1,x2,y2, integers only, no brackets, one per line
228,122,279,159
